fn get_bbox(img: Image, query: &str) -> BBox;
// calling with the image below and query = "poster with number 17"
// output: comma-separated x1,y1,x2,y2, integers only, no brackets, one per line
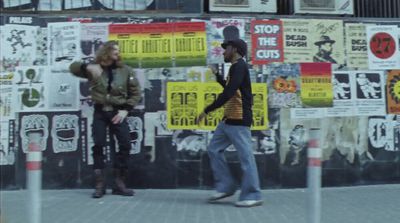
366,25,400,70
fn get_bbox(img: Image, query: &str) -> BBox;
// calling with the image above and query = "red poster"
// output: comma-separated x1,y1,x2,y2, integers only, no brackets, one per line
251,20,283,65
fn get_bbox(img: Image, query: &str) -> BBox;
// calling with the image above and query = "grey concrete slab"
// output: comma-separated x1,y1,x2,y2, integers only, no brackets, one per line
1,184,400,223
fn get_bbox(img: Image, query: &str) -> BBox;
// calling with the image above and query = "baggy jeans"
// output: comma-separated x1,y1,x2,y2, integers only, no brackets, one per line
207,122,262,201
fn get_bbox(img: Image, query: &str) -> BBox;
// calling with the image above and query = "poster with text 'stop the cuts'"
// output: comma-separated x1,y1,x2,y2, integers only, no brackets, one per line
251,20,284,65
167,82,202,130
387,70,400,114
47,22,81,69
0,24,37,73
366,25,400,70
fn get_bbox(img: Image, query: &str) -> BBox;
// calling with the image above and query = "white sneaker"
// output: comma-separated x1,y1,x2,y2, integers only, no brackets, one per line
208,192,235,203
235,200,263,207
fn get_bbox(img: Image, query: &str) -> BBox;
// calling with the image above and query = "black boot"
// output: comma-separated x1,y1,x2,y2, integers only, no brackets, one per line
112,169,135,196
92,169,106,198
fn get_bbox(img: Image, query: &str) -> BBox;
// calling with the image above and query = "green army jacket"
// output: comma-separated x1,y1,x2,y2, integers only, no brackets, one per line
69,62,141,111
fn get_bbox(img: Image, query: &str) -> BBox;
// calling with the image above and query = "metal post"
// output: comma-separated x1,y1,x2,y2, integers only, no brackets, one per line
26,133,42,223
307,128,322,223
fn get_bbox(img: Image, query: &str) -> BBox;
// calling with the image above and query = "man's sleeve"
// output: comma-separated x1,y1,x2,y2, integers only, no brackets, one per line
69,62,89,79
125,69,142,111
204,63,245,114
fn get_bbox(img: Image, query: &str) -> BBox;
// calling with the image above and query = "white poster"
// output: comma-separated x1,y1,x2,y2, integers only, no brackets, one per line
0,24,37,72
80,23,109,63
325,72,356,117
51,114,80,153
0,74,15,120
13,66,47,112
209,0,277,13
2,0,30,7
353,71,386,116
47,70,80,111
209,18,246,63
37,0,62,10
0,121,15,165
290,108,325,119
48,22,81,69
366,25,400,70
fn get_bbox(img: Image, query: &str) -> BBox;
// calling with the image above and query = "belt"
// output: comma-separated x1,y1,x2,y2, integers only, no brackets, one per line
94,104,115,112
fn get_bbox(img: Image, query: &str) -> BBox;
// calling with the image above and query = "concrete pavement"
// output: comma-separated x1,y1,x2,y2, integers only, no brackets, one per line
1,184,400,223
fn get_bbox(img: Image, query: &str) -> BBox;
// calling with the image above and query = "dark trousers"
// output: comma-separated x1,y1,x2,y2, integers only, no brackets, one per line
92,109,131,170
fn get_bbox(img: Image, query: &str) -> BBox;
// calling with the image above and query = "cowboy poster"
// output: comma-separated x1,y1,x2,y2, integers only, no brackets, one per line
353,71,386,116
345,23,370,69
366,25,400,70
325,71,356,117
282,19,314,63
167,82,202,130
387,70,400,114
251,20,284,65
300,63,333,108
310,19,345,65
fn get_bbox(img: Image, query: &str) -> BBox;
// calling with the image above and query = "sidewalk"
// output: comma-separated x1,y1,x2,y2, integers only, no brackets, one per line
1,184,400,223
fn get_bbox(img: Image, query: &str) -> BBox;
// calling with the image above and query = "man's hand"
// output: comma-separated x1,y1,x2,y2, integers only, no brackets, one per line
86,64,103,78
196,112,207,125
112,110,128,124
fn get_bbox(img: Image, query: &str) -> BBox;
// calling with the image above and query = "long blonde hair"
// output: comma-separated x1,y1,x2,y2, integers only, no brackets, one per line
94,40,123,67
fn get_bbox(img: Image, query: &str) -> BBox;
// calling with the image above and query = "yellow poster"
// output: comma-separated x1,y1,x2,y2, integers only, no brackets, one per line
167,82,202,130
251,83,268,130
387,70,400,114
200,83,224,130
173,22,207,67
300,63,333,107
167,82,268,130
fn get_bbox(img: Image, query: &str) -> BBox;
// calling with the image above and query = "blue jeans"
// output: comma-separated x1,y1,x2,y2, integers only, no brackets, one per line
207,122,262,201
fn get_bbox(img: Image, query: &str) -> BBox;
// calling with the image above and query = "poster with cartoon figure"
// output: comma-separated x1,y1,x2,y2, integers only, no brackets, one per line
209,18,246,64
325,72,356,117
13,66,47,111
368,116,397,152
51,114,80,153
265,63,302,108
48,22,81,69
0,24,37,72
126,116,143,155
19,114,49,153
353,71,386,116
